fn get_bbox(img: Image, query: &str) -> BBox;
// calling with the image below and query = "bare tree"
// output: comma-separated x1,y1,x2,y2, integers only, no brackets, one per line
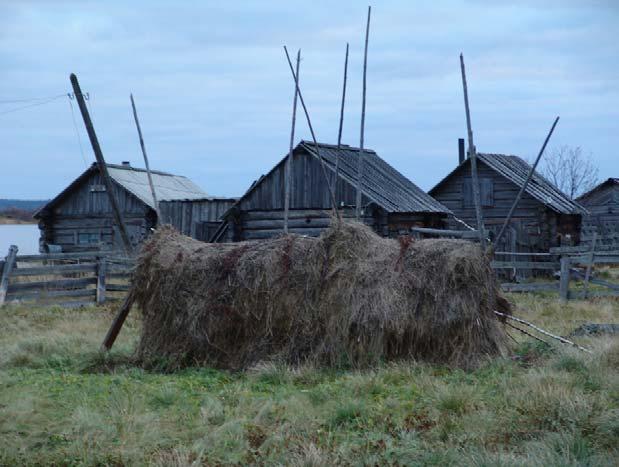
537,145,599,198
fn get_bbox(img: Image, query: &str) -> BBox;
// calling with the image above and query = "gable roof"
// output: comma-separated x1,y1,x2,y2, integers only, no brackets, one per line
577,178,619,203
35,163,208,216
230,141,450,215
430,153,587,215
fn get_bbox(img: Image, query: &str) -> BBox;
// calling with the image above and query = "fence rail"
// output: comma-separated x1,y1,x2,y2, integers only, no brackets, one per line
0,245,133,308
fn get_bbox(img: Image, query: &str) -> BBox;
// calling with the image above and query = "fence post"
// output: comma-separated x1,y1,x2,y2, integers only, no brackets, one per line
96,256,107,304
559,255,570,302
0,245,19,306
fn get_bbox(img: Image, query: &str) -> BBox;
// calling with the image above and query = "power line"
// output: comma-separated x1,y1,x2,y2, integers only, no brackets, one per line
0,94,66,116
67,97,89,168
0,94,66,104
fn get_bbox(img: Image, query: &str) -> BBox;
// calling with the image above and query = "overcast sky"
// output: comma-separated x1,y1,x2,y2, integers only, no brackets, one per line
1,0,617,200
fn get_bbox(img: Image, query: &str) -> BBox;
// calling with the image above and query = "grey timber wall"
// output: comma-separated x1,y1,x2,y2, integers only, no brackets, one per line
579,183,619,245
159,198,237,240
431,161,579,252
38,172,152,253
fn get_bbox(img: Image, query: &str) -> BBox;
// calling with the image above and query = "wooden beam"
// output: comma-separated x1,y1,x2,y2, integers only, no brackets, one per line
69,74,133,255
96,257,107,304
284,50,301,234
335,42,349,191
0,245,18,306
582,231,598,298
356,6,371,220
459,54,485,250
101,289,135,351
283,46,339,220
494,116,560,247
130,93,161,225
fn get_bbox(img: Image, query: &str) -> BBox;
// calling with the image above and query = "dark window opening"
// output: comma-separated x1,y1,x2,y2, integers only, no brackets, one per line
78,232,100,244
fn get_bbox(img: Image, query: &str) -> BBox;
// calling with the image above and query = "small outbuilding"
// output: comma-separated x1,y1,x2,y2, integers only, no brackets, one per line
213,141,451,242
429,143,587,252
577,178,619,246
35,162,236,252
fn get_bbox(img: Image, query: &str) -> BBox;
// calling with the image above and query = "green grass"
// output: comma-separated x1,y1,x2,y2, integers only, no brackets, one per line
0,297,618,466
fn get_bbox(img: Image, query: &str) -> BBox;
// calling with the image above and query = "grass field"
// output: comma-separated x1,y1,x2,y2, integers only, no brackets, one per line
0,296,617,466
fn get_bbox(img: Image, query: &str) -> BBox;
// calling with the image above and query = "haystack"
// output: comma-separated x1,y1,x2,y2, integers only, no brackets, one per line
133,221,510,370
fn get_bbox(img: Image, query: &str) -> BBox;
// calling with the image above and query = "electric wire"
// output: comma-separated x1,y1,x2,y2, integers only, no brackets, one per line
67,97,89,168
0,94,66,116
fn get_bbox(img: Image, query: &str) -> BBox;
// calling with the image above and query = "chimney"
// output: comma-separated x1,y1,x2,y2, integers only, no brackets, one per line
458,138,465,164
121,161,131,167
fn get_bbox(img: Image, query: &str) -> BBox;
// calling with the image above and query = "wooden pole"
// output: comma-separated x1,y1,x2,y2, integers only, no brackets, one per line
0,245,18,306
559,255,570,302
335,42,350,190
494,310,591,353
101,289,135,351
284,50,301,234
130,93,161,226
96,256,107,305
459,54,485,250
70,74,133,255
494,116,560,247
583,231,598,298
283,46,339,219
356,6,371,220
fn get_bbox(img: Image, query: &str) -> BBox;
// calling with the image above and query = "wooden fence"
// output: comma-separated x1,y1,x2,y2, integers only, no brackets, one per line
0,245,133,308
493,243,619,300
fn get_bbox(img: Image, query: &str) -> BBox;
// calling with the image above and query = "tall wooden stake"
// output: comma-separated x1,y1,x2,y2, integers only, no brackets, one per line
70,73,132,255
335,42,350,192
130,93,161,226
494,116,560,247
459,54,485,250
283,46,339,219
356,6,371,220
284,50,301,234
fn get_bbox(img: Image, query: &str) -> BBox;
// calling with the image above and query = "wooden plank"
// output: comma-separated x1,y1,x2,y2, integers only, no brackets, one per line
8,277,97,292
108,272,132,280
106,283,130,292
10,263,96,277
501,282,559,292
0,245,19,305
582,231,597,298
492,261,559,270
16,251,101,262
494,251,552,257
56,300,96,309
411,227,480,239
571,290,619,299
7,289,96,301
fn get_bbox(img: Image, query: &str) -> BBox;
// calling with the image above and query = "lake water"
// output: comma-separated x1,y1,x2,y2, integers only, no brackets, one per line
0,224,40,256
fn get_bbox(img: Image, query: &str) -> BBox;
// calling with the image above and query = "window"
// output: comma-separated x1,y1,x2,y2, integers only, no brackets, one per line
78,232,100,244
463,178,494,208
90,184,106,192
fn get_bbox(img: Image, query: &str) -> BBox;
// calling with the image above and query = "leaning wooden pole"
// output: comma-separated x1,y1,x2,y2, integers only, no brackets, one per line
101,289,135,351
70,74,133,255
335,42,350,188
356,6,371,220
284,50,301,234
459,54,486,250
130,93,161,226
494,116,560,247
283,46,339,219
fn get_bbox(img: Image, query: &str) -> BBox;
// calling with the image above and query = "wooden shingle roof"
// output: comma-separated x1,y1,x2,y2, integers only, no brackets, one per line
430,153,587,215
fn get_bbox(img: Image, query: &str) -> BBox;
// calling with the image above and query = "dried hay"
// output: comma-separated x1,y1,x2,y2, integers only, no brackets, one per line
133,221,510,370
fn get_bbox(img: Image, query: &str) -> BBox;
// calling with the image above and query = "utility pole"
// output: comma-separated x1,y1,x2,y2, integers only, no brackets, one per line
130,93,161,226
70,73,132,255
356,6,371,220
284,50,301,234
459,54,485,250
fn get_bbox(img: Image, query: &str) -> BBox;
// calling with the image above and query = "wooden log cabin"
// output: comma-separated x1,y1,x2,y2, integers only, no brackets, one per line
213,141,451,242
577,178,619,246
34,162,236,252
429,141,587,253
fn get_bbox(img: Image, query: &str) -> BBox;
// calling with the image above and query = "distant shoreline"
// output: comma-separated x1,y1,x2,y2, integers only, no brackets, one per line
0,217,37,225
